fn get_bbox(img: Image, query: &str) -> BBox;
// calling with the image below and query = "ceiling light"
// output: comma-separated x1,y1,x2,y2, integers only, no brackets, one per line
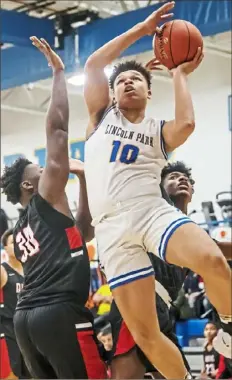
68,66,113,87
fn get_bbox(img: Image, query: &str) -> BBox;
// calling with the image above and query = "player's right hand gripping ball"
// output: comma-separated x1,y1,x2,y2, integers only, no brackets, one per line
153,20,203,70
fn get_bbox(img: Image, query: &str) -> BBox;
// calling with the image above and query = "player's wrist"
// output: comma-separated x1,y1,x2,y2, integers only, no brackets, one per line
171,67,188,78
136,22,152,37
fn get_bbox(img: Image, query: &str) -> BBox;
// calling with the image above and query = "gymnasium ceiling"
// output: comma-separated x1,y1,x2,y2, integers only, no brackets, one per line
1,0,164,18
1,0,231,134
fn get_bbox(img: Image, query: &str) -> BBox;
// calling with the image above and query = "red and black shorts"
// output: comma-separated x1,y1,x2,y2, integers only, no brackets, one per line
0,333,12,379
14,303,107,379
109,295,191,374
0,320,29,379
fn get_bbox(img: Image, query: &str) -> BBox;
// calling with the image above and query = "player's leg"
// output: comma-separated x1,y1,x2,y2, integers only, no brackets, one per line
164,223,231,320
26,303,107,379
111,349,145,379
144,203,232,356
111,275,190,379
14,309,56,379
164,223,232,357
109,302,146,379
96,212,192,379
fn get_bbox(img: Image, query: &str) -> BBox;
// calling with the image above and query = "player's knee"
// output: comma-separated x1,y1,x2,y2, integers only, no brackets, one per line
199,246,228,277
132,323,161,350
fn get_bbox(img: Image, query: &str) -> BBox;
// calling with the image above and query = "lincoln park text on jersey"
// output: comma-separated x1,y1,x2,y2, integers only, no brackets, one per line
105,124,154,147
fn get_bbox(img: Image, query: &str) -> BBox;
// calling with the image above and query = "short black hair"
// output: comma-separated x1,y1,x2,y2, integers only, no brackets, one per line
1,228,13,247
109,60,152,90
0,157,32,205
205,321,218,330
161,161,195,186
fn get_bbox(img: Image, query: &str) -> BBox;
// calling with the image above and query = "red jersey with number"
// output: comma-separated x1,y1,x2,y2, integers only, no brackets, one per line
13,194,91,312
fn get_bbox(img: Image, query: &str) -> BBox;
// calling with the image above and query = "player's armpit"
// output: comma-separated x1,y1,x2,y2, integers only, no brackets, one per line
162,119,195,152
0,265,8,289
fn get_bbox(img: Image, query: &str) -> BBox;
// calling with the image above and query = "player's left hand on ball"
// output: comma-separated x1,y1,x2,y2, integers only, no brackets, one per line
69,158,85,177
30,36,65,72
173,47,204,75
145,58,163,72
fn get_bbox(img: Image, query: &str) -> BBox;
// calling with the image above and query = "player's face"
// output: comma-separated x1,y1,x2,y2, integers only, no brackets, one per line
21,164,43,194
204,323,218,341
101,333,113,351
164,171,193,202
113,70,150,109
4,234,15,258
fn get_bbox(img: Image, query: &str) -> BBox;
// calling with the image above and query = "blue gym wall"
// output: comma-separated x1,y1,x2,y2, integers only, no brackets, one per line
1,0,231,90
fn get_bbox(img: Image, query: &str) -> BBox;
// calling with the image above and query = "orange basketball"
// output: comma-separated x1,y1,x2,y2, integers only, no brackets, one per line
153,20,203,70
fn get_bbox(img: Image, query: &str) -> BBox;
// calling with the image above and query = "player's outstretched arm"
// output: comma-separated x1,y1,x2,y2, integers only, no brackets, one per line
162,47,204,152
84,2,174,135
30,37,69,205
69,159,94,242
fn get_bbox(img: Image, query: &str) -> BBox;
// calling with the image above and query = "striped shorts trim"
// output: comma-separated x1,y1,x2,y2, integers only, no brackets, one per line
108,265,154,290
158,217,193,261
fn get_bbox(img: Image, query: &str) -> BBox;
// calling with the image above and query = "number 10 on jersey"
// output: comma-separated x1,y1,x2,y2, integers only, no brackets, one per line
110,140,139,164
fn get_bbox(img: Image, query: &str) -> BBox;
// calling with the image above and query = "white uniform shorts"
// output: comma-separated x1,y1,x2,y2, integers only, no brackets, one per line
94,196,193,290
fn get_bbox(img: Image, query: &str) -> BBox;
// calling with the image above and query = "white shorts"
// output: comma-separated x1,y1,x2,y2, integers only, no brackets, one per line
94,196,193,290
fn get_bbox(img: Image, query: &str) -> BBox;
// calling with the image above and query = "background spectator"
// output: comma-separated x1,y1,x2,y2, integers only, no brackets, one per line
0,209,9,242
201,322,220,379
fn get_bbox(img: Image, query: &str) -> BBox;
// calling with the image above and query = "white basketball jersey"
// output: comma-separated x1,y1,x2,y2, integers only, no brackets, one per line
84,104,168,222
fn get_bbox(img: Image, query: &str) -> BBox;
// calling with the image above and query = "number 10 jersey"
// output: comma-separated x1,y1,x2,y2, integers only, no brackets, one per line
84,104,168,225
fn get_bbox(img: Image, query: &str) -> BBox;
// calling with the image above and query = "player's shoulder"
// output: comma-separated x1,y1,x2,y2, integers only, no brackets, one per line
86,102,116,140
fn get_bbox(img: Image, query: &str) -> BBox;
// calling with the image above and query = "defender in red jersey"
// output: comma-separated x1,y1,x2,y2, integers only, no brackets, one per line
1,38,106,379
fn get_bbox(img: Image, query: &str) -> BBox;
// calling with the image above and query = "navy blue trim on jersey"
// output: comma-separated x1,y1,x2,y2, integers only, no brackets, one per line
86,104,116,141
160,120,168,160
108,266,154,290
158,217,193,261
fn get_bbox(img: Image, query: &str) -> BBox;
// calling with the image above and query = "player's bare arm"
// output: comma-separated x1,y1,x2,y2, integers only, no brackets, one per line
69,158,94,242
84,1,175,137
0,265,7,288
162,48,204,152
30,37,70,214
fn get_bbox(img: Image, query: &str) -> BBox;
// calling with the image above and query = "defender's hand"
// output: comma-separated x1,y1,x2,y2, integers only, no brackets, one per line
171,47,204,76
142,1,175,36
69,158,84,177
30,36,65,72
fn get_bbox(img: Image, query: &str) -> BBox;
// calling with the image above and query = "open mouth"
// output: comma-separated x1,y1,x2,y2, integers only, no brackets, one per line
124,86,135,93
178,184,189,190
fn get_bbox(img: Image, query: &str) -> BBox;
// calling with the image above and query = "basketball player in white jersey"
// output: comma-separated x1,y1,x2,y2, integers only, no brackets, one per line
83,2,232,378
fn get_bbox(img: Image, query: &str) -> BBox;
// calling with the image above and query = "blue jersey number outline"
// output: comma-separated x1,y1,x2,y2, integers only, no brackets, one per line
110,140,139,164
